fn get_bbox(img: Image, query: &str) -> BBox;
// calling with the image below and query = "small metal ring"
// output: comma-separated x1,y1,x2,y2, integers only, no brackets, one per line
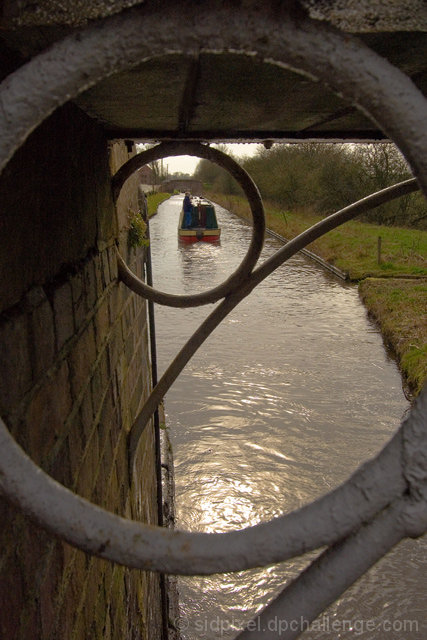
113,141,265,307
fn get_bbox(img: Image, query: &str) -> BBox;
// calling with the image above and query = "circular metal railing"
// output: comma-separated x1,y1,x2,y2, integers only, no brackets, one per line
114,141,265,307
0,3,426,638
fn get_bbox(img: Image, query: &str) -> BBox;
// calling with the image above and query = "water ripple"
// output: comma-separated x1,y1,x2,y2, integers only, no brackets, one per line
150,197,423,640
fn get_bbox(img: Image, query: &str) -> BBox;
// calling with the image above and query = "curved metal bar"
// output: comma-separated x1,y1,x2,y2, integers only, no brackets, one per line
0,3,427,197
115,142,265,307
0,0,425,584
236,499,413,640
3,384,427,574
127,177,420,461
0,178,419,575
0,412,407,575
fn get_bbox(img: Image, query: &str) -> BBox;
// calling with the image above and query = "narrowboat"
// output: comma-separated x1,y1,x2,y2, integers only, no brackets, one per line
178,195,221,242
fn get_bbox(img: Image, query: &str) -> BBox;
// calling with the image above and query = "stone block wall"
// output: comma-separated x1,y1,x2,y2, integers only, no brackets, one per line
0,102,162,638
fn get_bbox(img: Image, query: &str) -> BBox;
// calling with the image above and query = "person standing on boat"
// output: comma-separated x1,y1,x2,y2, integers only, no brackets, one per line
183,191,192,228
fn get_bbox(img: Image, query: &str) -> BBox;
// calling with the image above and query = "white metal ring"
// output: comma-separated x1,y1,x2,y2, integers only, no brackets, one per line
114,141,265,307
0,1,426,575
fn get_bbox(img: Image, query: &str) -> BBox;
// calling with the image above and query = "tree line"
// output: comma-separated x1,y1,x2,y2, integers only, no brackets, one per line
194,143,426,229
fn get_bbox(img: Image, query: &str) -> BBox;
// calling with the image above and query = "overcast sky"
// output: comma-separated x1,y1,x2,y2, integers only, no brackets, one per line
162,143,262,175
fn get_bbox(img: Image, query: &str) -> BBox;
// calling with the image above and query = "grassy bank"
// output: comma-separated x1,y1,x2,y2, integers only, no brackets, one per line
207,192,427,396
359,279,426,396
208,192,427,280
147,192,171,217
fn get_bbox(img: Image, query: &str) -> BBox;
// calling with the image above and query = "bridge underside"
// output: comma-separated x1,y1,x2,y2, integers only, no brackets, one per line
75,38,427,143
0,1,426,144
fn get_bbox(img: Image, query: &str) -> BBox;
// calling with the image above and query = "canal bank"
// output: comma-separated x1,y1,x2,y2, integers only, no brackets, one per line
264,227,426,399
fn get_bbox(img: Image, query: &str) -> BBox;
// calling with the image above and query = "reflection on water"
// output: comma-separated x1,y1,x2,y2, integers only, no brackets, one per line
149,196,426,639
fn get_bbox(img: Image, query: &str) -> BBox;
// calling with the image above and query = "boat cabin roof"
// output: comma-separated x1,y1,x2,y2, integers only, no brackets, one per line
190,197,212,208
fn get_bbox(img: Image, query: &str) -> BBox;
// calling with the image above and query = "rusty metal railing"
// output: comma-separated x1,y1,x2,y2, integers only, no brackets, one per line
0,3,426,639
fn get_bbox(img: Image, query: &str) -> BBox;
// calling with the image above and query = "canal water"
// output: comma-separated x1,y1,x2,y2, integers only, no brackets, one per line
149,195,426,639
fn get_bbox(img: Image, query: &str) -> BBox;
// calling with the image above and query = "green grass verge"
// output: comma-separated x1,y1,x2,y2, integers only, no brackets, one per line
207,192,426,280
359,279,427,396
146,192,171,217
207,192,427,396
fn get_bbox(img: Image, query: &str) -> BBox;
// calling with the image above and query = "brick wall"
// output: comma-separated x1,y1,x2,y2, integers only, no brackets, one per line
0,103,162,639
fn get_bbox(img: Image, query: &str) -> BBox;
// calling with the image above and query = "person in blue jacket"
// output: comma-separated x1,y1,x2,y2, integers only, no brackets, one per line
183,192,192,228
